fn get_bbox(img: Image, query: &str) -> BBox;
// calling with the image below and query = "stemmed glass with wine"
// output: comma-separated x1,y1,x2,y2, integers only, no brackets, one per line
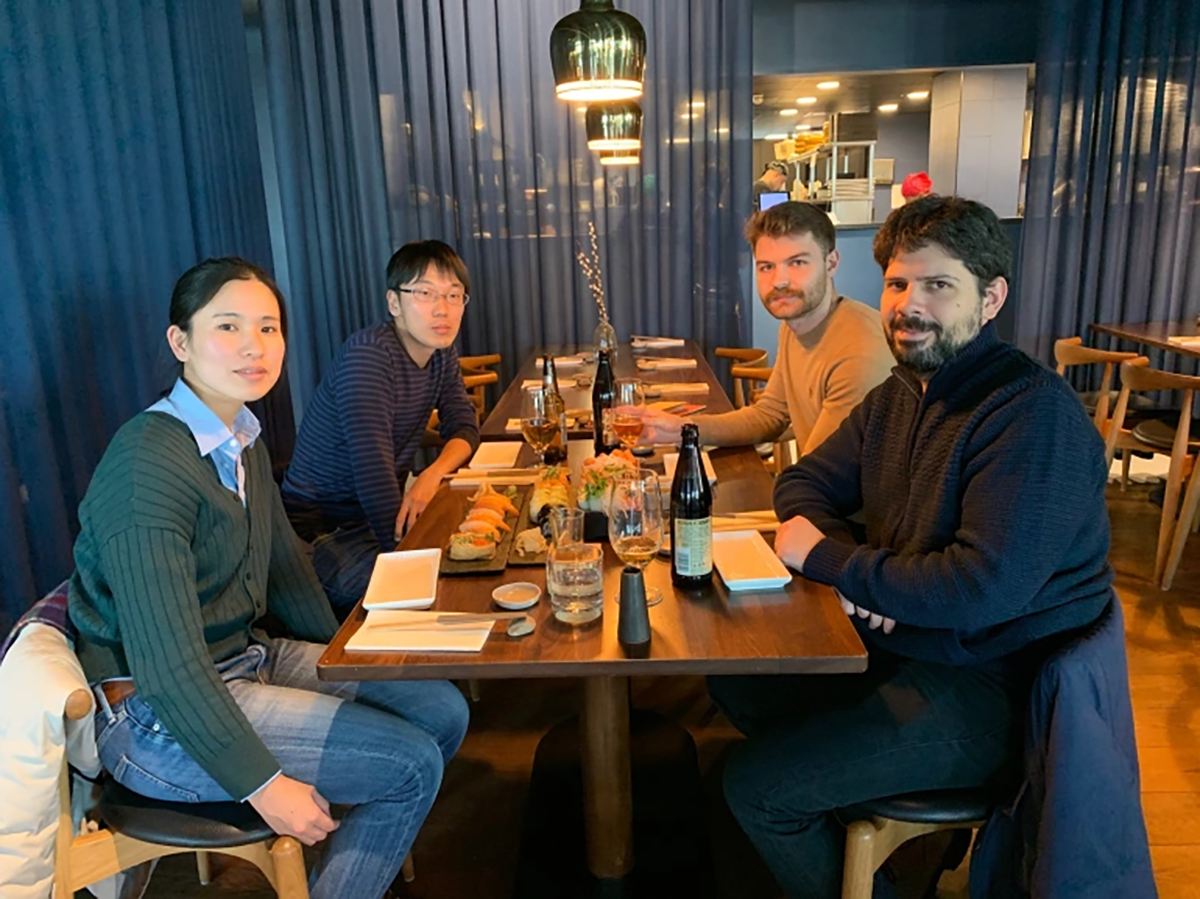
608,468,664,606
520,387,559,467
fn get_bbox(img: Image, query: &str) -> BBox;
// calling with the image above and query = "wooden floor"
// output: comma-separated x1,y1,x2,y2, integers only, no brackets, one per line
129,482,1199,899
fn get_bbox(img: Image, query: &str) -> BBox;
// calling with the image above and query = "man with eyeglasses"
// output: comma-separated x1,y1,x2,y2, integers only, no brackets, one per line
282,240,480,613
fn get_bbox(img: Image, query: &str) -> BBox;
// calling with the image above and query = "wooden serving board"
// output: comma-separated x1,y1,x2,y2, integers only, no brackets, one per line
438,485,528,576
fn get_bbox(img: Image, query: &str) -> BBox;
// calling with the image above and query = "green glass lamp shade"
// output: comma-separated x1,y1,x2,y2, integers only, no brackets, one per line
599,150,640,166
550,0,646,102
586,100,642,150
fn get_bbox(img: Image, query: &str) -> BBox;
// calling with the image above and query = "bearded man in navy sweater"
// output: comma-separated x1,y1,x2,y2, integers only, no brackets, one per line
282,241,480,612
710,196,1113,898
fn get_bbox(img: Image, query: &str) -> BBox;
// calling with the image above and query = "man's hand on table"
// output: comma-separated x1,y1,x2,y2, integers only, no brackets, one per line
615,405,684,445
835,588,895,634
773,514,827,573
395,468,441,539
248,774,338,846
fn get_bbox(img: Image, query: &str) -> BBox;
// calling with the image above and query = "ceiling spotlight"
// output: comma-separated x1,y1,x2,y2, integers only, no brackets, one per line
681,113,698,120
794,124,812,131
817,80,839,90
878,103,899,113
715,126,730,134
796,96,817,105
764,133,788,140
690,100,705,108
906,91,930,100
779,108,798,116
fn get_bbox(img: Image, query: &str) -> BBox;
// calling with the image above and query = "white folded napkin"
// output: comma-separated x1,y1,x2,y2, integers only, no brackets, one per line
647,382,710,395
345,611,493,653
632,336,686,348
1167,335,1200,346
636,358,697,370
468,442,523,469
554,354,590,367
522,377,578,389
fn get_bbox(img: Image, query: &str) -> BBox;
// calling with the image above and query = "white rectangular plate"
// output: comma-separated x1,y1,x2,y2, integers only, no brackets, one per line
712,530,792,592
361,549,441,610
662,451,717,484
345,610,492,652
468,442,523,469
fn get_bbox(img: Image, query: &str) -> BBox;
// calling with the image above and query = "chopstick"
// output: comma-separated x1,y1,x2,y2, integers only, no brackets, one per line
370,612,528,630
443,468,533,479
726,510,778,521
712,518,779,533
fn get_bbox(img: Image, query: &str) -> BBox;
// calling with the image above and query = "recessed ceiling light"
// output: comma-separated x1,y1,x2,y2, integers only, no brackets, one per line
794,125,812,132
690,100,705,108
817,81,839,90
796,96,817,105
906,91,929,100
878,103,899,113
779,108,798,116
716,126,730,134
681,113,698,120
764,133,788,140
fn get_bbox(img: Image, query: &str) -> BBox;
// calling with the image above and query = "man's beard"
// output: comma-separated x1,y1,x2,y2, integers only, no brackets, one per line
762,274,827,321
885,304,981,375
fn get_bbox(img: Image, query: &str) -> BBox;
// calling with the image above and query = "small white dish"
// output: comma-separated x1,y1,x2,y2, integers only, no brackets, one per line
468,442,523,469
362,549,441,610
492,582,542,610
662,451,717,485
712,531,792,592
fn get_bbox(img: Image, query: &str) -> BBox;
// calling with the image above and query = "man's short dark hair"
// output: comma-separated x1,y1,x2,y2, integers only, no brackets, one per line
763,161,788,176
744,201,836,255
873,196,1012,291
386,239,471,295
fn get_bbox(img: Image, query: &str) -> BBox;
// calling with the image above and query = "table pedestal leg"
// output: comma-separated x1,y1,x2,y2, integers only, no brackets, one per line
580,675,633,879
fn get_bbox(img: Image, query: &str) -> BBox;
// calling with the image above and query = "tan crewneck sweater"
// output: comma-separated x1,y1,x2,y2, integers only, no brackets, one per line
697,296,893,454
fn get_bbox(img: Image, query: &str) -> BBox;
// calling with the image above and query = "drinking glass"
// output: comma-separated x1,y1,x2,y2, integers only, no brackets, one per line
611,378,646,453
520,387,558,466
547,507,604,624
608,469,664,606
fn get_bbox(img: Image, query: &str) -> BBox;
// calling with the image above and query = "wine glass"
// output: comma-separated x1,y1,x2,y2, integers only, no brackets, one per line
611,378,646,453
520,387,557,467
608,469,664,606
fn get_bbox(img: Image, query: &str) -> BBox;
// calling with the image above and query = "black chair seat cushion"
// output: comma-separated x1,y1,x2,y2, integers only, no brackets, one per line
1077,390,1165,425
96,778,275,849
1131,418,1200,453
837,788,994,826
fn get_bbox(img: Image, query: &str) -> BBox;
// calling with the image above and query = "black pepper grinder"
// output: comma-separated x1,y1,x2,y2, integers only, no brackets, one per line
618,566,651,658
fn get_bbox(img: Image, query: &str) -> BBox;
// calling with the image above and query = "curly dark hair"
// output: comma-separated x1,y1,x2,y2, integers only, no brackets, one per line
873,195,1012,291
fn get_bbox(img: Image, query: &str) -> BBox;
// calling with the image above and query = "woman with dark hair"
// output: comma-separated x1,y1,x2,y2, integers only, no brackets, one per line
69,258,468,899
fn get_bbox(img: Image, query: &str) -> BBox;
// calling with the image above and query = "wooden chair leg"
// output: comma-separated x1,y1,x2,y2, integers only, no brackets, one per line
468,679,482,702
196,850,212,885
269,837,310,898
842,819,879,899
1121,451,1132,491
1162,463,1200,590
401,851,416,882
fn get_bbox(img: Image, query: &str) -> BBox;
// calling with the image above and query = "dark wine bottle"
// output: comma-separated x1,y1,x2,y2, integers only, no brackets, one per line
670,423,713,588
541,354,567,464
592,349,616,456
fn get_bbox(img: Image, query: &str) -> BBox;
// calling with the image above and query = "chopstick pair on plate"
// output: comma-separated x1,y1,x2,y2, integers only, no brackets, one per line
370,612,527,631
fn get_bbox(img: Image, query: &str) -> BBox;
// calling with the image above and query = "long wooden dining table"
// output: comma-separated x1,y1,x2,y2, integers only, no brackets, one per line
1090,319,1200,361
318,344,867,885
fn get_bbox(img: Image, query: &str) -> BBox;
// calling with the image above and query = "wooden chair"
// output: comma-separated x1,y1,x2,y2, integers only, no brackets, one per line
716,347,796,472
53,688,310,898
838,789,989,899
1106,360,1200,590
459,354,503,424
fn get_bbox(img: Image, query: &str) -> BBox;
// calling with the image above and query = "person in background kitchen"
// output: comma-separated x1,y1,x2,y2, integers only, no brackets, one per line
282,240,480,613
753,160,790,210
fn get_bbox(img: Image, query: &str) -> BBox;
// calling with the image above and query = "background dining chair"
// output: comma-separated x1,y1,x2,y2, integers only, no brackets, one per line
716,347,794,473
1106,360,1200,590
459,353,503,423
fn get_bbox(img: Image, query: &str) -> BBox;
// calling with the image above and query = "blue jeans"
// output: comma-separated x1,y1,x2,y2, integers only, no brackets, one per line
310,522,380,613
708,651,1024,899
94,639,469,899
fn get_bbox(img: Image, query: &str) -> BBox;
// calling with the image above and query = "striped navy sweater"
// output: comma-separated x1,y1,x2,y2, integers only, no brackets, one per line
774,324,1113,667
282,320,480,550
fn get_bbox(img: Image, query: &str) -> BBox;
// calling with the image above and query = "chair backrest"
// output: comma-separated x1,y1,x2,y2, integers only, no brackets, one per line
459,354,502,423
729,364,773,408
1053,337,1141,432
716,347,769,408
1107,358,1197,466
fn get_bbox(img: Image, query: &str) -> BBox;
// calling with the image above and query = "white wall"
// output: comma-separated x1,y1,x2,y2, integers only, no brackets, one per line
954,67,1027,216
928,71,962,197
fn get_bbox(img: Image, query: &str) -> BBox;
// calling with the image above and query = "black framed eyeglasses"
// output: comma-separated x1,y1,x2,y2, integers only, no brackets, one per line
398,287,470,308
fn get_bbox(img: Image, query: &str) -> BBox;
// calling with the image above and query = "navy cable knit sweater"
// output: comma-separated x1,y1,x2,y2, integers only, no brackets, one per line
774,324,1113,667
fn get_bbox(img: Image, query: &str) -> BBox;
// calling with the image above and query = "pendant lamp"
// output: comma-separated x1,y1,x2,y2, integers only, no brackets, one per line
586,100,642,151
550,0,646,102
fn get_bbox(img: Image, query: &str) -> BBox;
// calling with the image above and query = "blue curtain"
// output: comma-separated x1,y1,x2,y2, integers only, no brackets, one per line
0,0,275,629
255,0,754,404
1016,0,1200,367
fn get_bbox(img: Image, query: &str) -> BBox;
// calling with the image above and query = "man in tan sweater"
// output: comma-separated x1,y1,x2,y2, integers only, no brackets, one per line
636,202,893,455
